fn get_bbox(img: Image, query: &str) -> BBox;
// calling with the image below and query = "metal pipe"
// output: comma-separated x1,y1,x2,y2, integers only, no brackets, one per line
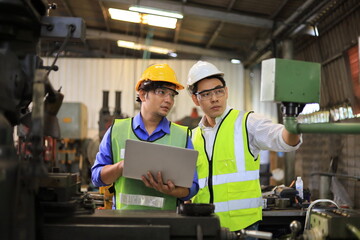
244,0,331,67
114,91,122,117
283,116,360,134
311,172,360,181
101,90,110,114
281,41,295,186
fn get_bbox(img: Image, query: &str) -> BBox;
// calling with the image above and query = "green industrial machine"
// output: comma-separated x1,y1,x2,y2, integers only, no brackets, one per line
261,58,360,134
261,58,321,104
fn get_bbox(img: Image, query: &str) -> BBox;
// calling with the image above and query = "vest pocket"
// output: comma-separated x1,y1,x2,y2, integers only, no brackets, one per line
228,180,258,193
229,207,258,217
214,158,237,174
227,181,262,205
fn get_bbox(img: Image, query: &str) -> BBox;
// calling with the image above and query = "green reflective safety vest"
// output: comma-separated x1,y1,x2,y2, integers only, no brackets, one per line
191,110,262,231
111,118,189,210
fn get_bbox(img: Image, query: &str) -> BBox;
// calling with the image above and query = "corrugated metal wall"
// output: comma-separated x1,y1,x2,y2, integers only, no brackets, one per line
295,0,360,110
43,58,245,135
293,0,360,208
296,129,360,208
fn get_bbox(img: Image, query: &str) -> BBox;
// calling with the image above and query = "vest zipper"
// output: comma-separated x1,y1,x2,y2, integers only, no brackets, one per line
201,133,214,204
208,156,214,203
203,109,233,204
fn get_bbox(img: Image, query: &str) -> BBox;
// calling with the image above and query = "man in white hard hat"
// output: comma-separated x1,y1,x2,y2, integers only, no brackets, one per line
91,63,198,210
186,61,302,234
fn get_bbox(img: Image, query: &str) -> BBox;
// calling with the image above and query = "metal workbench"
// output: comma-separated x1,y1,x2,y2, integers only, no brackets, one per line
43,209,233,240
260,209,306,238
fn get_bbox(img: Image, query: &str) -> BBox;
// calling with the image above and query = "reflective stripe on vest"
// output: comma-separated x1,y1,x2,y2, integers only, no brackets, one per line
214,196,263,212
198,170,259,188
111,118,188,210
191,110,262,231
119,193,165,208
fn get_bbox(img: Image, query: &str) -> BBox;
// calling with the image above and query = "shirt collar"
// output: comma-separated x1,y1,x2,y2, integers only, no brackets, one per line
198,106,232,129
133,113,171,134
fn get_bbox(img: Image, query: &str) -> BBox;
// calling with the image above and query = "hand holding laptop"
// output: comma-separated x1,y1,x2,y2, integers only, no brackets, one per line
123,139,198,188
142,171,176,195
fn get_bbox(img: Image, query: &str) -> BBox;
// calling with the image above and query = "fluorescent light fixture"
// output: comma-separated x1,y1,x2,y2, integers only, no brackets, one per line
117,40,141,50
129,6,183,19
142,15,177,29
231,59,241,64
109,7,178,29
108,8,140,23
148,46,171,54
117,40,175,55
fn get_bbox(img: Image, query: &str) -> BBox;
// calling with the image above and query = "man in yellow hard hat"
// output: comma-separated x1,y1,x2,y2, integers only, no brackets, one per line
186,61,302,236
91,63,199,210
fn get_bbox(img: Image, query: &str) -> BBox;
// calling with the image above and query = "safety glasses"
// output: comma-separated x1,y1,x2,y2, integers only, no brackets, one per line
195,86,225,101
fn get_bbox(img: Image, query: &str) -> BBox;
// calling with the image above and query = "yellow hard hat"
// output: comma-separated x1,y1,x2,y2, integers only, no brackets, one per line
135,63,184,91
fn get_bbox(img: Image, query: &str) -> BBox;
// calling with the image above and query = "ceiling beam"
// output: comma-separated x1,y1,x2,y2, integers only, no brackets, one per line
101,0,273,29
206,0,236,49
61,0,75,17
243,0,331,67
206,22,224,49
98,0,111,31
86,28,239,59
173,19,182,43
269,0,289,20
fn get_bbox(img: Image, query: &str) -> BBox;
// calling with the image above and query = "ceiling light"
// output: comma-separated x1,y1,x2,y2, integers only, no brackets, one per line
142,15,177,29
117,40,175,55
108,8,140,23
109,7,178,29
117,40,141,50
291,24,319,37
305,25,319,37
169,52,177,58
148,46,171,54
129,6,183,19
231,59,241,64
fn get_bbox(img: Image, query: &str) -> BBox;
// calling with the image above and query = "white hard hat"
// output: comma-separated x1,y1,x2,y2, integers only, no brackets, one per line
187,61,224,87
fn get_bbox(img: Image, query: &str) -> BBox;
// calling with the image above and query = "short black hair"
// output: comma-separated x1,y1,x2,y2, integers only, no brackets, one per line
136,81,176,102
191,74,226,94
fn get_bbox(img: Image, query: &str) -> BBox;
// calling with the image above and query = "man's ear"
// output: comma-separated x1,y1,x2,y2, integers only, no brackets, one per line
191,94,200,106
138,89,147,102
225,86,229,99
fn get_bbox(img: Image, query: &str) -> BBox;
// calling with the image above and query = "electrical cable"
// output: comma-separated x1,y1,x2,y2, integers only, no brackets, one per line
46,24,75,76
304,199,340,230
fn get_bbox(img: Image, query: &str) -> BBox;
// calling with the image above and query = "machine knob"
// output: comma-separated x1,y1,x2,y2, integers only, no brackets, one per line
290,220,302,238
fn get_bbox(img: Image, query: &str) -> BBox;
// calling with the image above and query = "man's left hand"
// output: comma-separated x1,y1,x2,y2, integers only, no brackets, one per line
142,171,176,195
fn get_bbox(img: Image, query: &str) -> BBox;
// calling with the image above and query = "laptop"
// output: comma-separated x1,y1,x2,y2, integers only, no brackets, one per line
123,139,198,188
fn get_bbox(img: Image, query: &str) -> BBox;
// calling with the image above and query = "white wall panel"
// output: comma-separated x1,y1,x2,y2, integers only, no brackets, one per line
250,64,278,123
44,58,245,135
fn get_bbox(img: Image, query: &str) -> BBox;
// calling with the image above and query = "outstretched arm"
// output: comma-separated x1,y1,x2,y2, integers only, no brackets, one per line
282,128,301,146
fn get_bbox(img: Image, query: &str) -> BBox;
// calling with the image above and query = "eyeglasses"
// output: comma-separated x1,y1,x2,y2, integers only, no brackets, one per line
195,86,225,101
154,87,178,99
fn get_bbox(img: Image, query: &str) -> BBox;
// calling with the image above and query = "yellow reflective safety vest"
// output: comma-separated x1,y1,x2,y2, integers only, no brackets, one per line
191,110,262,231
111,118,189,210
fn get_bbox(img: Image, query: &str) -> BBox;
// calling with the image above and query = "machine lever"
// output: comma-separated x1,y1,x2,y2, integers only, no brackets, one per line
238,229,273,239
